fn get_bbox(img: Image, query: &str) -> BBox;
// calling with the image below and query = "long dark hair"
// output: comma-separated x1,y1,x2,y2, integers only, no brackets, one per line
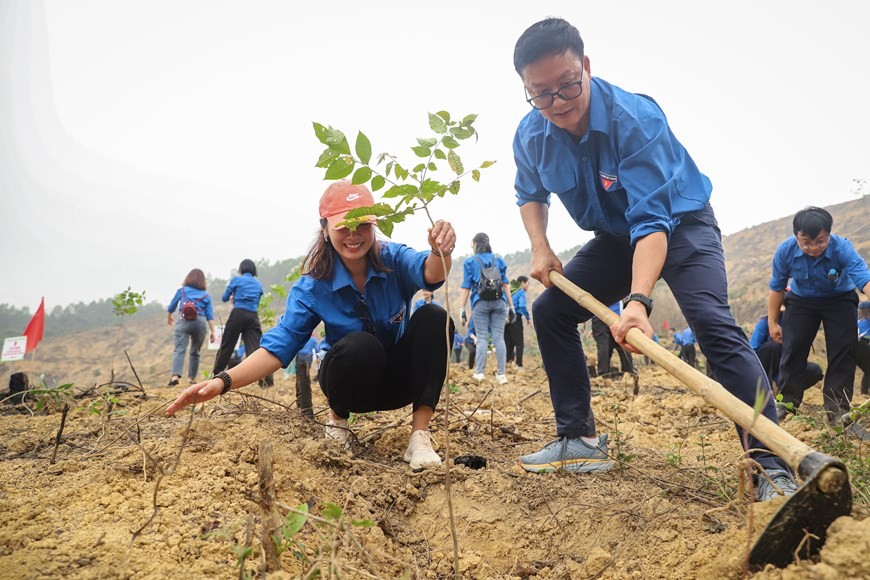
472,232,492,254
302,219,391,280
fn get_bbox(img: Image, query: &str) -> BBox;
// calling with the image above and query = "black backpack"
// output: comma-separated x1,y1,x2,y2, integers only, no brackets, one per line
473,256,503,301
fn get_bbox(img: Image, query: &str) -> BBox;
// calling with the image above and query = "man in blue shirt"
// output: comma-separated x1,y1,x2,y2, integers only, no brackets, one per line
506,276,532,369
768,207,870,422
511,17,794,500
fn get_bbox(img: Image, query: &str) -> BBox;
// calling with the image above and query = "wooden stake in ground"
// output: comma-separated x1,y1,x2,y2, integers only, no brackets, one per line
295,360,314,419
50,403,70,464
257,440,283,573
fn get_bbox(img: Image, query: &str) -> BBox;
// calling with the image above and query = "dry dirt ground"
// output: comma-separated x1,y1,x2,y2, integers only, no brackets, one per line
1,324,869,579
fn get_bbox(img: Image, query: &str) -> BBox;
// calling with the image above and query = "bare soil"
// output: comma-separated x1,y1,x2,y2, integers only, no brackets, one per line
0,322,868,579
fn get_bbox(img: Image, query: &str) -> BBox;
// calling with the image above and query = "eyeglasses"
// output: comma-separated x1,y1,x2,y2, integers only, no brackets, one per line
354,300,377,336
525,71,584,110
796,234,830,250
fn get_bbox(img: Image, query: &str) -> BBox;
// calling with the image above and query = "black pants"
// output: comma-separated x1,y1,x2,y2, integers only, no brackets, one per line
757,339,823,394
453,347,462,363
854,339,870,395
505,317,525,367
318,304,454,418
212,308,262,374
779,292,857,417
466,342,476,369
591,317,635,376
682,344,697,369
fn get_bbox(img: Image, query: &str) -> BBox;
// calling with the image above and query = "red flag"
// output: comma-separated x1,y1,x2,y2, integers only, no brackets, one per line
23,298,45,353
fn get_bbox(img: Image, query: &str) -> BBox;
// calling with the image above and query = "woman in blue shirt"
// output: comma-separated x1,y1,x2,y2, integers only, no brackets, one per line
459,233,515,384
768,207,870,422
166,181,456,470
212,259,264,376
166,268,216,386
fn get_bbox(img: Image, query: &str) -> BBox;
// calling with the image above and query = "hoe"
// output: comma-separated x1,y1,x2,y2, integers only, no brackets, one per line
551,271,852,570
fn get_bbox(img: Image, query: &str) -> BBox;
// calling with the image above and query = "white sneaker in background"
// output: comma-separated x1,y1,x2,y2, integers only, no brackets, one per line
403,430,442,469
496,374,508,385
472,373,485,382
325,417,349,445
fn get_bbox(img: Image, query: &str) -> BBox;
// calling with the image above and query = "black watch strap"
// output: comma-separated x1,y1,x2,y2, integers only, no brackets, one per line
624,293,653,316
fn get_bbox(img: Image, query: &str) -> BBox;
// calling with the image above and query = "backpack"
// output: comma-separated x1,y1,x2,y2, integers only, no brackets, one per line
180,289,199,321
473,256,503,301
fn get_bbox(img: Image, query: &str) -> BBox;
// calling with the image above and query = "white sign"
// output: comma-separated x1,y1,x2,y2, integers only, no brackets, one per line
2,336,27,362
207,325,225,351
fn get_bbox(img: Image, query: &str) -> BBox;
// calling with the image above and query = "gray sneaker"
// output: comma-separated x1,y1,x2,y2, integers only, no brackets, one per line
519,434,612,473
755,468,798,501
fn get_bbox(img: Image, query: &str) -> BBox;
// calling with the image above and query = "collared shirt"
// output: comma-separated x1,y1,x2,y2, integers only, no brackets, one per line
750,316,771,351
461,252,509,307
681,328,696,346
260,242,441,367
769,235,870,298
513,77,712,245
167,286,215,320
672,333,683,347
512,288,531,321
222,273,264,312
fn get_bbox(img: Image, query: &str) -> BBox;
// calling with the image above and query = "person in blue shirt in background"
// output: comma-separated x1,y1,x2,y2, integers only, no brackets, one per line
411,289,440,316
856,302,870,395
510,17,795,500
506,276,532,370
751,309,822,397
590,302,636,378
459,232,516,385
452,331,463,363
166,268,216,386
680,327,697,369
768,207,870,423
167,181,456,470
212,259,265,376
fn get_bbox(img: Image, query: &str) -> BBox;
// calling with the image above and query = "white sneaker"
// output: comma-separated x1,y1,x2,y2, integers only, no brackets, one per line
403,430,442,469
472,373,485,382
496,374,508,385
325,417,349,445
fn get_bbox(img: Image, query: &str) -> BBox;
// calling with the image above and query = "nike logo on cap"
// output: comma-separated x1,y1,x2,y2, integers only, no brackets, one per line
346,193,361,201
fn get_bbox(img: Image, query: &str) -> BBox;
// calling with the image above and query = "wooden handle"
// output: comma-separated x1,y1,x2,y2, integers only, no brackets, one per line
549,270,814,470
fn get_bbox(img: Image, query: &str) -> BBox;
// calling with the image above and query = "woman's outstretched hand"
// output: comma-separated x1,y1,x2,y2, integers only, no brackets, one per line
166,378,223,415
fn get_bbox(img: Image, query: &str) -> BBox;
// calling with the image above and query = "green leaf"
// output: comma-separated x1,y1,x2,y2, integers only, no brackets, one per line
371,175,385,191
383,185,405,199
351,518,376,528
417,137,437,147
450,126,474,140
420,179,442,197
315,148,340,168
326,128,351,154
355,132,372,165
285,264,302,284
345,202,398,218
442,136,459,149
385,161,394,177
480,160,496,168
377,218,394,238
351,166,372,185
448,181,460,195
394,163,408,180
428,113,448,134
285,503,309,536
325,157,354,180
461,113,478,125
428,162,437,171
313,122,329,144
472,169,480,182
411,146,431,158
412,163,426,173
447,150,464,174
433,148,446,160
435,110,451,123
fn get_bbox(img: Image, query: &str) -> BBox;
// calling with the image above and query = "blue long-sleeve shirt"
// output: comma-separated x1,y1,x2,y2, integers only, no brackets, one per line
260,242,442,367
222,273,264,312
167,286,214,321
512,288,530,321
514,77,712,246
770,235,870,298
681,328,696,346
750,316,771,351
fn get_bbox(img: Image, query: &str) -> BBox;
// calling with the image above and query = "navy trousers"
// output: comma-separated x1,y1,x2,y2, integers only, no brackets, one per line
532,206,785,471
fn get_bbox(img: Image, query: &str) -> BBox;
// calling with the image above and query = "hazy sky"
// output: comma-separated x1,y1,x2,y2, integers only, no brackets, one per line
2,1,869,313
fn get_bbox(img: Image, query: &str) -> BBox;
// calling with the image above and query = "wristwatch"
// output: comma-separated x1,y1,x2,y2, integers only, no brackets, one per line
624,293,653,316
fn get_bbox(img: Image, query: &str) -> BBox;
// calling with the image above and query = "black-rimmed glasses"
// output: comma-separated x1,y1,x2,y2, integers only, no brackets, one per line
354,300,377,336
525,71,584,110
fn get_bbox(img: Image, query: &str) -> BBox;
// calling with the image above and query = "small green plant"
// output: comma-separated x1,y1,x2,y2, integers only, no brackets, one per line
87,386,126,418
30,381,74,414
696,434,735,502
666,441,684,467
448,382,460,395
112,287,146,317
609,403,635,467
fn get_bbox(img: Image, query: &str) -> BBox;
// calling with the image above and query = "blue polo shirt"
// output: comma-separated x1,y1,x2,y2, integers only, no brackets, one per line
750,316,771,351
681,328,696,346
461,252,509,307
222,273,264,312
167,286,214,321
513,288,530,321
769,235,870,298
260,242,442,367
672,332,683,347
513,77,712,245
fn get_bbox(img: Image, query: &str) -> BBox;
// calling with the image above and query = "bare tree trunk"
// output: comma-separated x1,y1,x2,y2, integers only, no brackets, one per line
295,359,313,419
258,440,282,573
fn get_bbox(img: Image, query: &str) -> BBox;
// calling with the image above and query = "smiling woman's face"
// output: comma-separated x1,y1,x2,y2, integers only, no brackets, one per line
327,222,376,265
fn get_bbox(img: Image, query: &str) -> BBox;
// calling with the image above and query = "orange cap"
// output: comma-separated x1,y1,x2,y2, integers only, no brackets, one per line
318,181,377,230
